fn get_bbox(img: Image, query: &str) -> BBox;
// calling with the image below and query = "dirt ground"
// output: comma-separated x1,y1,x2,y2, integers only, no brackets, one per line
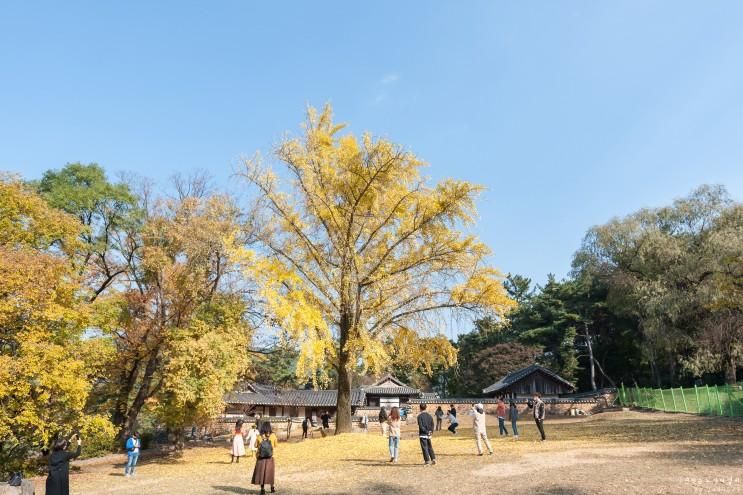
33,410,743,494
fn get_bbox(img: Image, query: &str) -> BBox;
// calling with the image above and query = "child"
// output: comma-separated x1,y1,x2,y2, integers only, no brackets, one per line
509,400,520,440
246,425,259,455
231,420,245,463
416,404,436,466
496,398,509,436
471,403,493,455
251,431,276,495
386,406,401,463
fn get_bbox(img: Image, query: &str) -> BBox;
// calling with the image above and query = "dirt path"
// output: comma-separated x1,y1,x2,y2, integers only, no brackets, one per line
32,411,743,494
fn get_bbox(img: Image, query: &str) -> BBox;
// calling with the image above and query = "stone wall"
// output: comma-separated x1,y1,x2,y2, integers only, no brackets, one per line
0,481,34,495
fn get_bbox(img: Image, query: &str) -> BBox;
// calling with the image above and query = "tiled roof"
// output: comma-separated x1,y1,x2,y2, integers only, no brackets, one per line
363,374,420,396
482,364,575,395
363,386,420,396
225,387,366,407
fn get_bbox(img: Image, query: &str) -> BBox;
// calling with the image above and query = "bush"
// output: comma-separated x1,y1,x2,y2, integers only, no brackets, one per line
78,415,117,459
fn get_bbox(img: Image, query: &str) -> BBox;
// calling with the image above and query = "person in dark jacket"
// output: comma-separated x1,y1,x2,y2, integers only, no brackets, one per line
416,404,436,466
509,400,520,440
533,392,546,441
434,406,444,430
46,434,82,495
302,416,309,439
449,404,457,418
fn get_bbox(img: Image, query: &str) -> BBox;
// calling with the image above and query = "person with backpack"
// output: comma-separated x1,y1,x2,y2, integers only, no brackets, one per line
416,404,437,466
434,406,444,431
509,400,520,440
386,406,402,463
46,434,82,495
231,420,246,463
470,403,493,456
533,392,546,441
496,398,509,436
251,430,276,495
124,431,140,477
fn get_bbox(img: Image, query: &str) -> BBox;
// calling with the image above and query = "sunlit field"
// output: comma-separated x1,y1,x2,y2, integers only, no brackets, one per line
33,411,743,495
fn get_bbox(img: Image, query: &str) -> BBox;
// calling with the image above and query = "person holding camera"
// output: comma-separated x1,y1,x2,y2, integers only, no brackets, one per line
45,433,82,495
124,431,141,476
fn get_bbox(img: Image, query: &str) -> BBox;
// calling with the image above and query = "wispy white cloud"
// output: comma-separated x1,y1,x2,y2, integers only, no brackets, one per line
380,73,400,85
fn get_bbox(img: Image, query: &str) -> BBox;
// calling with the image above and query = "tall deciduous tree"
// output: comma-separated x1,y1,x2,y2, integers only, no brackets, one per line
237,105,515,432
0,178,113,474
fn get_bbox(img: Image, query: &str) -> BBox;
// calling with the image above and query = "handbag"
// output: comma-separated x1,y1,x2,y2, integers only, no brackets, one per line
8,472,22,487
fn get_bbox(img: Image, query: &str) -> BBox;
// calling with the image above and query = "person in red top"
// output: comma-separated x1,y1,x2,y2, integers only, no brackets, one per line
496,398,509,436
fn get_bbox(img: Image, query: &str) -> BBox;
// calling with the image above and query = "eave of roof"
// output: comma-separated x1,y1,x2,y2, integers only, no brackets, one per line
482,364,575,395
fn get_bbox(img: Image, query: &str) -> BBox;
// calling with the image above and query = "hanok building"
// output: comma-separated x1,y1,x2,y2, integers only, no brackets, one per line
224,383,367,420
362,374,421,409
482,364,575,398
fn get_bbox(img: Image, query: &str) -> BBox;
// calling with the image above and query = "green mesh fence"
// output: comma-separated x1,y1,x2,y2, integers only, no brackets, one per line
618,382,743,417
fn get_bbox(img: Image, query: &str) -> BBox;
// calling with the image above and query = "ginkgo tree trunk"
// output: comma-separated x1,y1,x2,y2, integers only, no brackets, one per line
237,105,516,433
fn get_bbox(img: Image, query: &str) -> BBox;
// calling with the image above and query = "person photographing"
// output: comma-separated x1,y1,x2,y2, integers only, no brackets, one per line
46,433,82,495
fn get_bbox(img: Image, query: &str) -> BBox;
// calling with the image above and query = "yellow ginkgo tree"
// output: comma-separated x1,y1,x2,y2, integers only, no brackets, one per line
237,105,515,433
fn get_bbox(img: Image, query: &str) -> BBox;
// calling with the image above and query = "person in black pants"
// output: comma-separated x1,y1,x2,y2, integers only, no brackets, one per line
435,406,444,431
417,404,437,466
302,417,309,439
532,392,546,441
46,434,82,495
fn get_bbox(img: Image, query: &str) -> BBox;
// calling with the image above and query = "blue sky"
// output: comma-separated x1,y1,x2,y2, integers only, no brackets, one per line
3,1,743,287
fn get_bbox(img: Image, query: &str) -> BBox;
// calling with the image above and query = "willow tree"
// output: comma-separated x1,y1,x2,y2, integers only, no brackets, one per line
238,105,515,433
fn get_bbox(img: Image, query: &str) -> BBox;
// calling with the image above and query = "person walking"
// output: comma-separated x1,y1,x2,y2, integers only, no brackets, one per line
246,425,259,455
446,409,459,435
509,400,520,440
321,410,331,431
416,404,436,466
533,392,546,441
386,406,402,463
231,420,246,463
251,431,276,495
46,434,82,495
435,406,444,431
496,398,509,436
124,431,141,477
471,403,493,456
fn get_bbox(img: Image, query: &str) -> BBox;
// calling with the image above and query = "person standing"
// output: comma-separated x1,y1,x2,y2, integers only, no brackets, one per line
251,431,276,495
124,431,141,477
434,406,444,431
231,420,246,463
46,434,82,495
496,398,509,436
446,409,459,435
509,400,520,440
533,392,546,441
416,404,436,466
471,403,493,456
386,406,402,463
301,417,309,439
361,413,369,433
378,407,388,435
246,425,259,455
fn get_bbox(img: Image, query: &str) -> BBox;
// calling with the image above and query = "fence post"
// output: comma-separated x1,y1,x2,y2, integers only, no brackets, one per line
694,385,700,414
660,388,667,411
706,385,712,415
714,385,724,416
681,387,688,413
671,388,678,412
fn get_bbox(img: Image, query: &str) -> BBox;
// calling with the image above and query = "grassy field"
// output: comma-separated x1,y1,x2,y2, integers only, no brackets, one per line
621,384,743,416
34,410,743,495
